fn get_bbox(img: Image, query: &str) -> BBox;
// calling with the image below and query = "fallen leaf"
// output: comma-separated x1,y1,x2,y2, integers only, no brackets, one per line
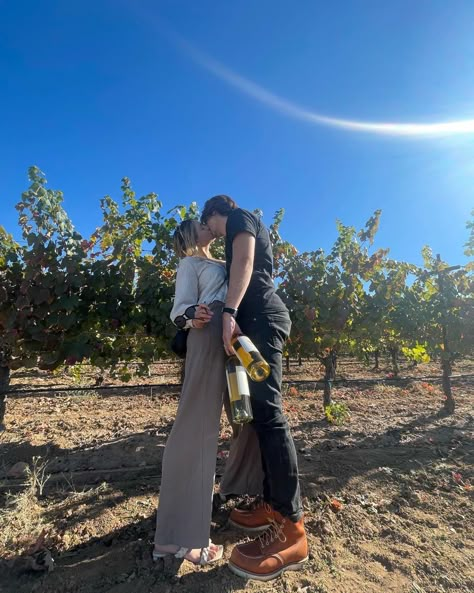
330,499,344,512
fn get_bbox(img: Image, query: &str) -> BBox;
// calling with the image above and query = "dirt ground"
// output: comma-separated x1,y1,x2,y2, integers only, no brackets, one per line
0,357,473,593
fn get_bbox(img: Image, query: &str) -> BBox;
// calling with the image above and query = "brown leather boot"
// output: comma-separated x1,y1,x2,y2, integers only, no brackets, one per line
228,498,275,533
229,513,308,581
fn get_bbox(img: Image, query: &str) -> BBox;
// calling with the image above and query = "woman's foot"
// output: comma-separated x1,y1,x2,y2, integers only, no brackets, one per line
153,541,224,565
180,542,223,565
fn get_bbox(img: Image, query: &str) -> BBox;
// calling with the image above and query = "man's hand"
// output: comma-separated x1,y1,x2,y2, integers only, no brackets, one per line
222,314,242,355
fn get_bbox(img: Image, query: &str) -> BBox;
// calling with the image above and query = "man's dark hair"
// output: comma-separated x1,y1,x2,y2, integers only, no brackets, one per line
201,195,238,224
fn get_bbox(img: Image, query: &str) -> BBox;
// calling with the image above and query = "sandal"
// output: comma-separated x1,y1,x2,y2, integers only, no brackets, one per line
175,542,224,566
153,541,224,565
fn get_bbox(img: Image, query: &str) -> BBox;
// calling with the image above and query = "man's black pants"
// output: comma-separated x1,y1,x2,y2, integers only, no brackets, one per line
238,311,302,522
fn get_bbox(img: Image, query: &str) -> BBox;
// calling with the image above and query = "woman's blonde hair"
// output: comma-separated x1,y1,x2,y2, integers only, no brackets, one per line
173,220,199,257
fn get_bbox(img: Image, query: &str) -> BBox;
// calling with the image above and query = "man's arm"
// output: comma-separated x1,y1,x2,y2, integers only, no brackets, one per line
226,232,255,309
222,232,255,355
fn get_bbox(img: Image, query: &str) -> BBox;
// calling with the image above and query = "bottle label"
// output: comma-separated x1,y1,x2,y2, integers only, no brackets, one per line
235,365,250,396
227,366,251,402
235,336,255,354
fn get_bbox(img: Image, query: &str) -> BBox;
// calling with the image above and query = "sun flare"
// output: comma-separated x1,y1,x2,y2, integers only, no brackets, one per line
172,32,474,138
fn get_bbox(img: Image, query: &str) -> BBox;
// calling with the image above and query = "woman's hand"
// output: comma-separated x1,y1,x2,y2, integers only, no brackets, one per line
192,304,213,328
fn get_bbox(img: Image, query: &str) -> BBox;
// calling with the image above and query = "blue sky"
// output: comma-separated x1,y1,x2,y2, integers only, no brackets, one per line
1,0,473,266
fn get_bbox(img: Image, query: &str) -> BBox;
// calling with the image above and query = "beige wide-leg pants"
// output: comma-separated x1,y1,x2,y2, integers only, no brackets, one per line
220,397,264,497
154,301,228,549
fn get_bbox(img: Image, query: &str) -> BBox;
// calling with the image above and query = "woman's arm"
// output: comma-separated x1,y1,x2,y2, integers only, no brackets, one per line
170,258,213,329
170,258,199,328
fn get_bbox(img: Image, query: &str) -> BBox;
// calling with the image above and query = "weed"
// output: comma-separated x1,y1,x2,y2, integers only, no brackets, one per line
0,457,51,557
324,402,350,425
27,456,51,497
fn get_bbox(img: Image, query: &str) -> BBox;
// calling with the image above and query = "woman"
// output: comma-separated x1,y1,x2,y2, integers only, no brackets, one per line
153,219,262,565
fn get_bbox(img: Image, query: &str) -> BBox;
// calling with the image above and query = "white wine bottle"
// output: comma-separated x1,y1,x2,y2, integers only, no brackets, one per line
231,335,270,382
225,356,253,424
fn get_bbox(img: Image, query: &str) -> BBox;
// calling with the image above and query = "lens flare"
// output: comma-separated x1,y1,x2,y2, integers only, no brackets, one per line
172,33,474,138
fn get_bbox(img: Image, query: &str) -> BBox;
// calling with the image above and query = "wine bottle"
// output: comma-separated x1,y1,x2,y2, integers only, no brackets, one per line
225,356,253,424
231,335,270,382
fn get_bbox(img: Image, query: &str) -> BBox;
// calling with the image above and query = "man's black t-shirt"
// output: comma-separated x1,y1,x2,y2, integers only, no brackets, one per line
225,208,288,319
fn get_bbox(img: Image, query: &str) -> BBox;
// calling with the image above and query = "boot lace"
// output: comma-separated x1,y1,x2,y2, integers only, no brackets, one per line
258,518,287,549
235,495,269,512
234,494,257,510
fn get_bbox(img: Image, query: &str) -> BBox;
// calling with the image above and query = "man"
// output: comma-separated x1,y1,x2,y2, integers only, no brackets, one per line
201,195,308,581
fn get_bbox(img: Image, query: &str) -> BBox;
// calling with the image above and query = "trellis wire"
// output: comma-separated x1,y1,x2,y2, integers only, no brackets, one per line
4,373,473,398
